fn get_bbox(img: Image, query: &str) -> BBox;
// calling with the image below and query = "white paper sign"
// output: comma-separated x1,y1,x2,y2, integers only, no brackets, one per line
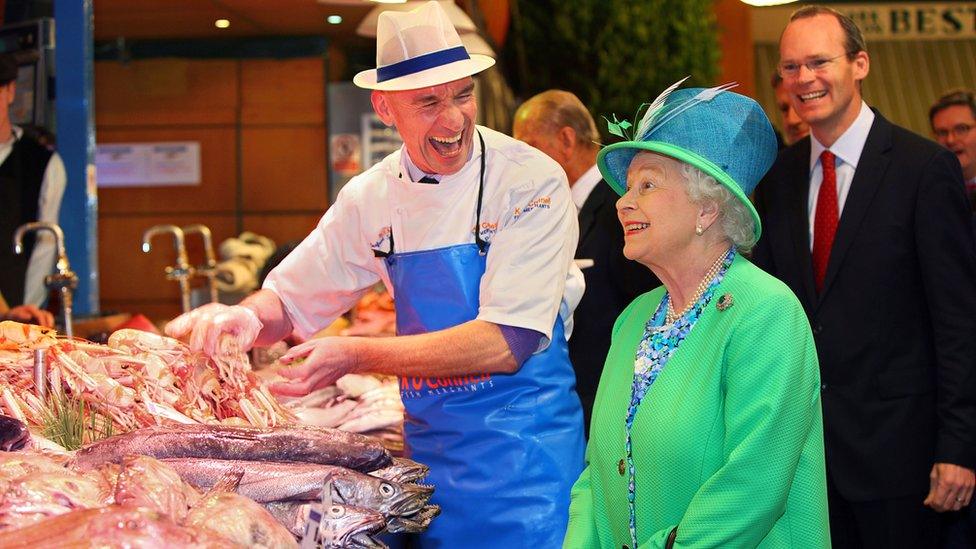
96,141,201,187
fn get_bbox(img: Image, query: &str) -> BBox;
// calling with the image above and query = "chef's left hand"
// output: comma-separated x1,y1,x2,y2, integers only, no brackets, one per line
270,336,361,397
924,462,975,512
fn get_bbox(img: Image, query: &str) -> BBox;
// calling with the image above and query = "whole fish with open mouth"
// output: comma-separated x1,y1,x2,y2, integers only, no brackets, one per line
0,415,29,451
367,457,429,484
265,501,388,547
163,457,432,515
73,424,391,472
385,504,441,534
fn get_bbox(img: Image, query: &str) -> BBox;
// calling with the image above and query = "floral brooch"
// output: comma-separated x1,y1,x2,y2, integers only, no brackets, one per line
716,293,734,311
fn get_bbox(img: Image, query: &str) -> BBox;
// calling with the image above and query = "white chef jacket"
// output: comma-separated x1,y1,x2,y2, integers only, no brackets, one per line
264,126,585,349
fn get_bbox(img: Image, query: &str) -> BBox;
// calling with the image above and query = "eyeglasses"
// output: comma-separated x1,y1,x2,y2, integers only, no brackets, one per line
934,123,975,140
777,53,849,79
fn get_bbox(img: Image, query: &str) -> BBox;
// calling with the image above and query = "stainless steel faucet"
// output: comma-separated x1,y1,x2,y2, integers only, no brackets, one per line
13,221,78,338
182,224,219,304
141,224,193,313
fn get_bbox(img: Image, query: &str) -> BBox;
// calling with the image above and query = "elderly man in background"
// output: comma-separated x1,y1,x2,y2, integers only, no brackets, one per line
166,2,585,547
513,90,658,436
930,89,976,210
752,6,976,547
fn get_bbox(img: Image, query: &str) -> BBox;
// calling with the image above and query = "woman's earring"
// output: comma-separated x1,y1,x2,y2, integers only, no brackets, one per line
695,224,704,236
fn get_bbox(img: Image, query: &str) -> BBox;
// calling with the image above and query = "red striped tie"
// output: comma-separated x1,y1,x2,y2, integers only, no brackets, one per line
812,150,838,292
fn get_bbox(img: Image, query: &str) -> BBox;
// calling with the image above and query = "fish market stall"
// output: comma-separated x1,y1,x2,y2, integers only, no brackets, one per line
0,320,436,547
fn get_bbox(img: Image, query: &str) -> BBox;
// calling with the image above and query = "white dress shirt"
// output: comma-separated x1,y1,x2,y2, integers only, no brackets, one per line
807,101,875,250
265,126,584,349
570,164,602,212
0,127,67,306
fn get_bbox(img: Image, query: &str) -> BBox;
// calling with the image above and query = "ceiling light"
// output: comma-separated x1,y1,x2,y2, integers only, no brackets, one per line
739,0,797,5
327,15,343,25
214,19,230,29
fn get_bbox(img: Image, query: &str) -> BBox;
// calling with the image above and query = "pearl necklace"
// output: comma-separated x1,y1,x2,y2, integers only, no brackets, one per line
665,250,728,325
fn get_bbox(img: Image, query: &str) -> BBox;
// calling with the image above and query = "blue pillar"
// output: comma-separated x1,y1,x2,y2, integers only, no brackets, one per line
54,0,97,315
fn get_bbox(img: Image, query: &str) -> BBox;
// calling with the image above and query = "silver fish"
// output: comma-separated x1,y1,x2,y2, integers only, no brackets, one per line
73,424,391,472
266,501,387,548
163,457,432,516
385,504,441,534
367,457,429,484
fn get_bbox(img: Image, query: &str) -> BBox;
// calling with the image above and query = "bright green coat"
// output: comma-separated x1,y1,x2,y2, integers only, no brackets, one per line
564,255,830,548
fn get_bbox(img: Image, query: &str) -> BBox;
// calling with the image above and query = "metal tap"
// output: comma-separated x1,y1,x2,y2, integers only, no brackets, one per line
182,224,219,304
13,222,78,338
141,224,194,313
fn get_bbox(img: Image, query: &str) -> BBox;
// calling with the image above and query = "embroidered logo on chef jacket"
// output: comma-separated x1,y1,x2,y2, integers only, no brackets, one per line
369,226,392,253
476,221,498,242
512,196,551,222
399,373,495,399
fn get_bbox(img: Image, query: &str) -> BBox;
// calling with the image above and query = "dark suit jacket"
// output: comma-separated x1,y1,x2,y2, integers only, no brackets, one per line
571,180,659,438
752,111,976,501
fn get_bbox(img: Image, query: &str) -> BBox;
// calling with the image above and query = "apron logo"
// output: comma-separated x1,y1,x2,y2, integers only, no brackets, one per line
400,373,494,398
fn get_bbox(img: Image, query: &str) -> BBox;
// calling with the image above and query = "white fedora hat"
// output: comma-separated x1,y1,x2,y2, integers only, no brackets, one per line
353,0,495,91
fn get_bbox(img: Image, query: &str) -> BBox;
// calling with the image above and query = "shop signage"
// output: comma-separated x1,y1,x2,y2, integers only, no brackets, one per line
95,141,201,187
362,113,402,169
330,133,362,176
752,3,976,43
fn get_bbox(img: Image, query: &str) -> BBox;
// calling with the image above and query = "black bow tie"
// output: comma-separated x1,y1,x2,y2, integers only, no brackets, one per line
418,175,439,184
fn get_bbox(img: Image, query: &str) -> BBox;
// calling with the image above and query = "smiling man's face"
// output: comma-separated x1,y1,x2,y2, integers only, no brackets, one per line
371,77,477,176
779,14,869,145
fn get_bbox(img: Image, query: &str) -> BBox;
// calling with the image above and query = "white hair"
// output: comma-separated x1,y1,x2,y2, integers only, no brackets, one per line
680,163,757,252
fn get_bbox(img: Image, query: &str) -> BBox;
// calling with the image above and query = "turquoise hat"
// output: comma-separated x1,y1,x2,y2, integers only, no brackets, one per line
597,82,777,240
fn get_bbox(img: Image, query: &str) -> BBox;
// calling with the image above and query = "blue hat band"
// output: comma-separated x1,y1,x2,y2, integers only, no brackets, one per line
376,46,470,83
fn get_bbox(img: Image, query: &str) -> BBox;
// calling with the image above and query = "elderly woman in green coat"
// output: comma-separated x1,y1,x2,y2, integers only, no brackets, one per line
563,83,830,548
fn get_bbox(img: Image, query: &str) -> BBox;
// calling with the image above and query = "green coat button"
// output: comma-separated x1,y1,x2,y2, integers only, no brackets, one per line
618,458,626,475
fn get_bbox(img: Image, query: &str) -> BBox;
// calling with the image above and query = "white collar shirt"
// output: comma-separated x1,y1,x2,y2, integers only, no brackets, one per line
807,101,875,250
264,126,584,348
570,164,602,212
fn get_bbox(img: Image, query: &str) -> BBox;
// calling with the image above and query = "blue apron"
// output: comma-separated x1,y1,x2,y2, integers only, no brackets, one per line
378,132,585,547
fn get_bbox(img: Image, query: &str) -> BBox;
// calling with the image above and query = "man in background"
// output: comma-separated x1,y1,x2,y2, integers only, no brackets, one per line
513,89,658,436
0,52,66,315
930,89,976,210
772,72,810,146
752,6,976,547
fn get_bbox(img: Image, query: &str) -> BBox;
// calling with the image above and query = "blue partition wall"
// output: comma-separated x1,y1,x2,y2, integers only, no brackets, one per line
54,0,97,315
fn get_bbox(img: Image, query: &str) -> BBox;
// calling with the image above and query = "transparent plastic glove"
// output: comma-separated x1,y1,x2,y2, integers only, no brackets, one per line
164,303,263,356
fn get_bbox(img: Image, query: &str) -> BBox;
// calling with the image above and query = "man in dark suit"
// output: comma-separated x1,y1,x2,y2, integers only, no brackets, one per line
752,6,976,548
513,90,658,437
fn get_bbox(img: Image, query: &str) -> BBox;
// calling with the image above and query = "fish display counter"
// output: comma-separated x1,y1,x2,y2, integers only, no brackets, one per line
0,320,437,547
